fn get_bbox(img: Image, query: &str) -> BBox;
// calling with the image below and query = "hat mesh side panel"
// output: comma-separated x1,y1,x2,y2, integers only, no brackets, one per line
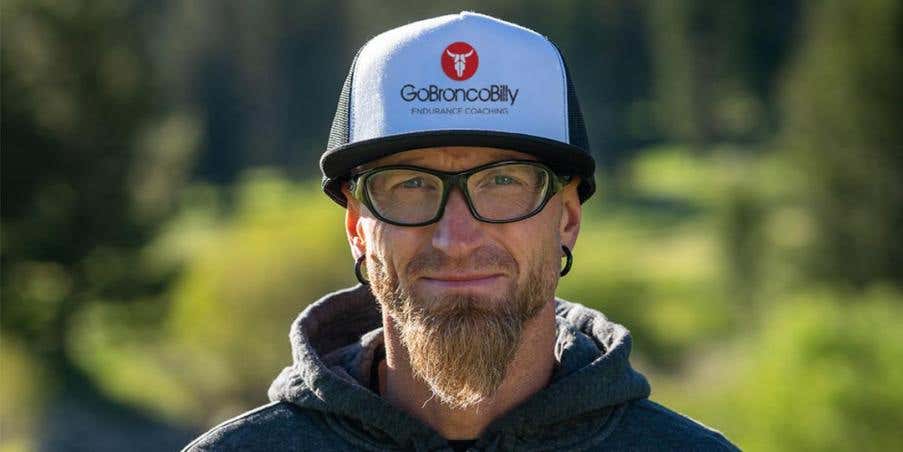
555,44,589,153
550,41,594,201
326,63,355,151
564,69,589,152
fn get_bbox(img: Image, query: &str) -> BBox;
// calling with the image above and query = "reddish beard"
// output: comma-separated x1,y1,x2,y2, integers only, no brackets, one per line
368,246,556,409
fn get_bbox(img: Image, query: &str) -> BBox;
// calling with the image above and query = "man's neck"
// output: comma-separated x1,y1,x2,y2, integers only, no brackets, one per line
378,300,557,440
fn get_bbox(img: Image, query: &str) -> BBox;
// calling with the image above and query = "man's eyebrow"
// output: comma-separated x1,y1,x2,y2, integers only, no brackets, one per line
381,155,435,166
352,157,429,173
350,151,540,176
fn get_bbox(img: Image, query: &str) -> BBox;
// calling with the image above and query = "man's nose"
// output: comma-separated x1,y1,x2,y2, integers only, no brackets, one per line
431,187,484,257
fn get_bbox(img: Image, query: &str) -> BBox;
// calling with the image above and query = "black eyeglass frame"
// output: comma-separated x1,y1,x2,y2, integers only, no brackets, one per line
348,159,573,227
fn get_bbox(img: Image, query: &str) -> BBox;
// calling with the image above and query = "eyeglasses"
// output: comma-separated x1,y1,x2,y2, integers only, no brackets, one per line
348,160,572,226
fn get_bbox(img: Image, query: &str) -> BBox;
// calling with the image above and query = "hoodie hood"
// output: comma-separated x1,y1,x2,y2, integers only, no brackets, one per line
268,285,650,450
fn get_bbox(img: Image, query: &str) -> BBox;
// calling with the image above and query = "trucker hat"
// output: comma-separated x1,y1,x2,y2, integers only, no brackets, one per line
320,11,596,207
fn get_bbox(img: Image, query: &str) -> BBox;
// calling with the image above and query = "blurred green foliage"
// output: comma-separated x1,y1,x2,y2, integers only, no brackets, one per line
63,173,355,424
0,335,45,452
655,286,903,452
782,0,903,287
2,0,902,451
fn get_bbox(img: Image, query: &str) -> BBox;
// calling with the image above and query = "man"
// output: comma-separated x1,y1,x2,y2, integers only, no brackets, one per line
185,12,739,451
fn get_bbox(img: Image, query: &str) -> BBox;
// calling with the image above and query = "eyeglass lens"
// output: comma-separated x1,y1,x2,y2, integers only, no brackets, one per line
364,163,550,224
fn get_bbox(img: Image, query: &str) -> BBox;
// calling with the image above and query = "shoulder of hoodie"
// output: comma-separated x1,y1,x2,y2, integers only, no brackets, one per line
182,401,346,452
600,398,740,451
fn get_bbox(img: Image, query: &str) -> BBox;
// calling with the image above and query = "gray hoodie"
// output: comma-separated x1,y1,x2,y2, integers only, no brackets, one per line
184,285,739,451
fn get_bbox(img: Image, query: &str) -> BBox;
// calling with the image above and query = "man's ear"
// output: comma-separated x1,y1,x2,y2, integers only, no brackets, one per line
559,178,582,250
342,184,367,259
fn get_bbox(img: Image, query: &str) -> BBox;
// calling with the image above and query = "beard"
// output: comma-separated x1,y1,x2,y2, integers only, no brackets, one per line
368,245,557,410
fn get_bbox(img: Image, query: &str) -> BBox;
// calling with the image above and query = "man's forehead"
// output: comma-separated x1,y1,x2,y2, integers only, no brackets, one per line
353,147,538,172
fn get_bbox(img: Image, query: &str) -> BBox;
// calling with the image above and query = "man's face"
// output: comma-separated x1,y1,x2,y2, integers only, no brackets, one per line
344,146,581,408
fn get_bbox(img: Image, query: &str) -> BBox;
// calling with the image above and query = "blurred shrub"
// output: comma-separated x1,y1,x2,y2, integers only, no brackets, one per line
0,335,45,452
164,171,354,421
560,203,730,368
656,285,903,452
69,171,355,425
562,146,787,368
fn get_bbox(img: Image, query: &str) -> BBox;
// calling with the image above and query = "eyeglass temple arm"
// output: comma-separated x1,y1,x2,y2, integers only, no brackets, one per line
552,174,573,193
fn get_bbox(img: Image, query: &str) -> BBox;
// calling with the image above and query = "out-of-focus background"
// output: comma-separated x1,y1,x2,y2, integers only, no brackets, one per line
2,1,902,450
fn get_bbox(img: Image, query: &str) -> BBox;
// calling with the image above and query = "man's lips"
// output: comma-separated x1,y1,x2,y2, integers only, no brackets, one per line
422,273,504,281
418,273,506,288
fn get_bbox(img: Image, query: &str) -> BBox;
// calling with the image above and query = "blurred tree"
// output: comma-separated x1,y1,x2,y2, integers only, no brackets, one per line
153,0,356,183
1,0,198,449
782,0,903,288
721,186,765,310
506,0,658,168
647,0,799,148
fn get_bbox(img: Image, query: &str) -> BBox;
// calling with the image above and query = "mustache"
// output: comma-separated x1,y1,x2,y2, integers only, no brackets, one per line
405,245,517,278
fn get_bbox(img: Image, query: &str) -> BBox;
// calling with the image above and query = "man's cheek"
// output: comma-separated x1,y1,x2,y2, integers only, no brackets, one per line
371,237,408,286
365,222,389,260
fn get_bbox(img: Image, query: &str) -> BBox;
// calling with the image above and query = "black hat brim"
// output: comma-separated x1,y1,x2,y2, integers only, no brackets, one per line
320,130,595,207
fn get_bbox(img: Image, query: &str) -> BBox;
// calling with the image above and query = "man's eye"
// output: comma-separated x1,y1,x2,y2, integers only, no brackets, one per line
401,177,424,188
493,175,517,185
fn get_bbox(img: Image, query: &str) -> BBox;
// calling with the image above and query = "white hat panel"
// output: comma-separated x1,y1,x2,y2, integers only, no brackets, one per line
349,12,569,144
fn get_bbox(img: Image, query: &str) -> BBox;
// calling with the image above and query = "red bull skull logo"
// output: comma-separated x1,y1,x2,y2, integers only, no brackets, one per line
441,42,479,81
